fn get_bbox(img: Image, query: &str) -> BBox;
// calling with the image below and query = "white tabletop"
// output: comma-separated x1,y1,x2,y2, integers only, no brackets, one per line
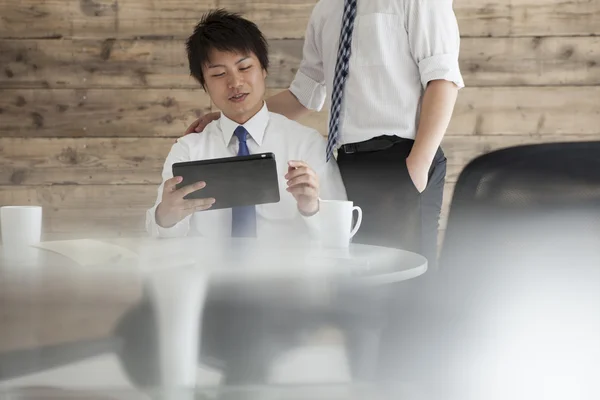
1,236,427,394
1,237,427,307
1,236,426,276
105,236,428,284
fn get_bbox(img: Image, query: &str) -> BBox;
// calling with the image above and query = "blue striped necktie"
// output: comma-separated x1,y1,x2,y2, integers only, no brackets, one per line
326,0,358,161
231,126,257,237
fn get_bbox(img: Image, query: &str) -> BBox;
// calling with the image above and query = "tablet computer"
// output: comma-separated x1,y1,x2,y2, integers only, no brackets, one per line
172,152,280,210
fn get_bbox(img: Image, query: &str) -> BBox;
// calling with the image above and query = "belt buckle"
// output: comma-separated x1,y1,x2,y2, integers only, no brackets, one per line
343,144,356,154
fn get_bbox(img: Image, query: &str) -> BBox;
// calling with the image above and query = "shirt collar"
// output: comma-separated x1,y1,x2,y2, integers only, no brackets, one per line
219,102,269,147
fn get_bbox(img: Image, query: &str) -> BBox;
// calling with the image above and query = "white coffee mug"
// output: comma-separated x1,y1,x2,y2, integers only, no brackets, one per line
1,206,43,247
318,200,362,248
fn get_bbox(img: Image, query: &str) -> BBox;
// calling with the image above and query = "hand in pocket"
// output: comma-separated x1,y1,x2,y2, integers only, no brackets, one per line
405,156,430,193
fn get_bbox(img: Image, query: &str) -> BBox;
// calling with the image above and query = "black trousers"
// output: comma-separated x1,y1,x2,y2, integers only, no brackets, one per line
336,135,447,270
335,135,447,382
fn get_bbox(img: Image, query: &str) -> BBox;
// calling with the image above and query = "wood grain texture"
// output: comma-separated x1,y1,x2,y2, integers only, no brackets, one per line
454,0,600,37
2,37,599,89
271,86,600,137
0,39,302,89
0,0,218,39
217,0,318,39
4,135,600,186
0,89,210,137
460,36,600,86
2,0,599,39
0,137,171,185
0,0,310,40
0,185,156,235
0,37,196,89
448,86,600,136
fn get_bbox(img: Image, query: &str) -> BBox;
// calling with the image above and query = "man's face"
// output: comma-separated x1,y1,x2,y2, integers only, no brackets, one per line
202,49,267,124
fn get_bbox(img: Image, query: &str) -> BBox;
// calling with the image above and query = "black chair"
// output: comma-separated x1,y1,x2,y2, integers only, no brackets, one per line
378,142,600,399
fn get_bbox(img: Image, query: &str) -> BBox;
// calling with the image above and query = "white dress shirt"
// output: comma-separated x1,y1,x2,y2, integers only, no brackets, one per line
146,103,347,240
290,0,465,145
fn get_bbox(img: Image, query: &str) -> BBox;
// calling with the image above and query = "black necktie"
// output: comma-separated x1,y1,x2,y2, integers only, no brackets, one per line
326,0,358,161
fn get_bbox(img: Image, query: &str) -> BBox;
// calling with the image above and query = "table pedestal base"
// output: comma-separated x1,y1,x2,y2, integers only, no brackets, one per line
148,265,209,400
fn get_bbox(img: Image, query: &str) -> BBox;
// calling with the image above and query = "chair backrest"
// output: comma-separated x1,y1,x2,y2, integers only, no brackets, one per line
437,141,600,314
441,141,600,273
391,142,600,398
449,141,600,209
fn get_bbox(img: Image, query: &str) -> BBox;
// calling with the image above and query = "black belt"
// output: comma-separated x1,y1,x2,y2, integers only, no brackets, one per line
339,136,411,154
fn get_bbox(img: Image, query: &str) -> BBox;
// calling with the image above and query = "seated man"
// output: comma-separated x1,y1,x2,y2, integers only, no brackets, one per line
126,9,347,386
145,10,346,240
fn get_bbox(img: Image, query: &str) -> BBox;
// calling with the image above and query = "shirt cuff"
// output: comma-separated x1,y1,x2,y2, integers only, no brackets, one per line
418,53,465,90
289,70,327,111
145,207,190,238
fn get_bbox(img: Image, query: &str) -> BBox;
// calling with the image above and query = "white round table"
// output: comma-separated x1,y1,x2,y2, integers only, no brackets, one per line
1,237,427,399
127,237,427,399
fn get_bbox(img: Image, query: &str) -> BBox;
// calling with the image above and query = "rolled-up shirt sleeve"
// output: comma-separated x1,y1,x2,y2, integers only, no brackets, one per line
145,139,193,238
405,0,465,90
289,5,328,111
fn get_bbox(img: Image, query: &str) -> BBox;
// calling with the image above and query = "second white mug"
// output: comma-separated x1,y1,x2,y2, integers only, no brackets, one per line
318,200,362,248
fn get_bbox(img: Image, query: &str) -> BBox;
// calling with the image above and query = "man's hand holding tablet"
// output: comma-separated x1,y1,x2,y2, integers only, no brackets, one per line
155,177,216,228
155,153,322,229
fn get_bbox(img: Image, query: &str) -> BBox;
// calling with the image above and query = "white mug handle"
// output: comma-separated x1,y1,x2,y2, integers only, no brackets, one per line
350,206,362,238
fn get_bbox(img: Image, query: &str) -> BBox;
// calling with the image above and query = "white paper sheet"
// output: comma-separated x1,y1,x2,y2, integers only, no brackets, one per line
32,239,139,267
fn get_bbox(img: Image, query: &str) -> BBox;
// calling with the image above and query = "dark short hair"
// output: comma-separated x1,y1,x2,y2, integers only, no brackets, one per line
186,9,269,87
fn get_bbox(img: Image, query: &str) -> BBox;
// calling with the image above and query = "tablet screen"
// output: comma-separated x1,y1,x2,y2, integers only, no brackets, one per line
172,153,280,210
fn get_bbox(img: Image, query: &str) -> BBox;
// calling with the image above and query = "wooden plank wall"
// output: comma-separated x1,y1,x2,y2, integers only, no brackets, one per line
1,0,600,240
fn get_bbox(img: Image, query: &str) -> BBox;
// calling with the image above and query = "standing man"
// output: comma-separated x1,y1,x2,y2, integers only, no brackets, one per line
187,0,464,269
